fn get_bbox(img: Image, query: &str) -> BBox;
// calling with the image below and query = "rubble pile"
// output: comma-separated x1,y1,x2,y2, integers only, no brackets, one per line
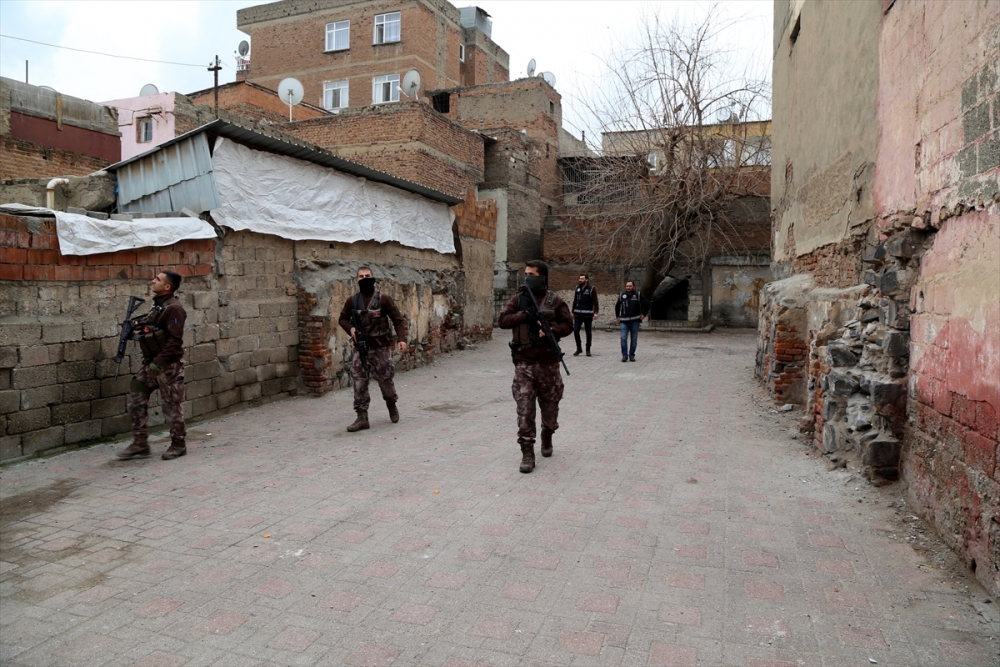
816,226,932,479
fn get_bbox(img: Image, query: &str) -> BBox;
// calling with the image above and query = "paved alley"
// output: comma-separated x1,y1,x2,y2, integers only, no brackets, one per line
1,330,997,667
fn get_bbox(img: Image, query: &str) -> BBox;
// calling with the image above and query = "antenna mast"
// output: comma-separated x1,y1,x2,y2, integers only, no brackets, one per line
207,55,222,118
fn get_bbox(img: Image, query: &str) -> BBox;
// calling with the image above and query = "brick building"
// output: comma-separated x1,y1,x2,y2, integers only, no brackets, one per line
233,0,585,303
235,0,508,112
760,0,999,597
544,121,773,328
1,77,120,180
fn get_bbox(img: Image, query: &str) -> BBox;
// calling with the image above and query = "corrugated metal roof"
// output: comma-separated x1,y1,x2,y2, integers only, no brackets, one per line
116,132,220,214
105,118,463,206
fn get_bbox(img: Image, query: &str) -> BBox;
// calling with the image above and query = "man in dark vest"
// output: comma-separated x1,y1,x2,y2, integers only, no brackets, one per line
571,273,600,356
497,260,573,473
615,280,650,362
117,270,188,461
338,266,408,432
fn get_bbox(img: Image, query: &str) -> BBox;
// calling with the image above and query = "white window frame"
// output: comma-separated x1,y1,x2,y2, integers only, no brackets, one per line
373,12,401,44
459,44,465,62
372,74,400,104
137,117,153,143
323,80,349,110
325,20,350,51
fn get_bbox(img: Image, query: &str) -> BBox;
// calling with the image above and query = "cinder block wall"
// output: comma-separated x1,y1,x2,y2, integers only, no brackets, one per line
0,214,300,462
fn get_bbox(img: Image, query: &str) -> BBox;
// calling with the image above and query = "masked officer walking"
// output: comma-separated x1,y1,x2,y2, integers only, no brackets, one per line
615,280,650,362
571,273,599,356
338,266,408,432
117,270,188,461
497,260,573,473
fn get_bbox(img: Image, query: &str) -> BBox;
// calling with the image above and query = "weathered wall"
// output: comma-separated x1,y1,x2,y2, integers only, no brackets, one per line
278,102,485,198
771,0,880,271
0,214,300,462
2,203,495,460
764,0,999,596
188,82,329,125
0,137,110,181
710,262,771,327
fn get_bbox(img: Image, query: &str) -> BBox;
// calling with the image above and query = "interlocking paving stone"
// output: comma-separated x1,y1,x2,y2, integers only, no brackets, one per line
1,331,996,666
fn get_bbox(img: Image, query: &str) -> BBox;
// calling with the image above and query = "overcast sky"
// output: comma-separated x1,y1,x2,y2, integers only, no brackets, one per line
0,0,771,140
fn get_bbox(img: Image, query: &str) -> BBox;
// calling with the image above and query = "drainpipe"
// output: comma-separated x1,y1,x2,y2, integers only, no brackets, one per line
46,178,69,210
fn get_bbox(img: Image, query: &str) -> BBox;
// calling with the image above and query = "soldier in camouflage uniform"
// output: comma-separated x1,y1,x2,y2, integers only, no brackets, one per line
338,266,409,432
117,270,188,461
498,260,573,473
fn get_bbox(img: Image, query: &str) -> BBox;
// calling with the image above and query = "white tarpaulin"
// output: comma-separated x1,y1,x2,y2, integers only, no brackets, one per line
0,204,217,256
210,138,456,254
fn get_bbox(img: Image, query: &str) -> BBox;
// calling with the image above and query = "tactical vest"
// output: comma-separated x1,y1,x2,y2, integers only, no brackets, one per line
573,284,595,315
135,296,178,360
511,290,557,347
619,291,643,322
352,291,391,339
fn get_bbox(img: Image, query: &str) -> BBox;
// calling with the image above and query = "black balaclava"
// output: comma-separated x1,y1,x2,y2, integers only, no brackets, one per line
359,277,376,295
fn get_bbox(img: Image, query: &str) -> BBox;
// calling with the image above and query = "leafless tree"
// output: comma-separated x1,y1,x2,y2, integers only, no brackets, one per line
565,5,771,296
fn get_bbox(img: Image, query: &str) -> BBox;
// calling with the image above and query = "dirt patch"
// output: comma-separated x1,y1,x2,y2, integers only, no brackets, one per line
0,478,85,530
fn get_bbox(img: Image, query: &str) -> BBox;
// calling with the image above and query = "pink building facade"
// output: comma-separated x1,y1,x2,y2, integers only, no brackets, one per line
101,92,179,161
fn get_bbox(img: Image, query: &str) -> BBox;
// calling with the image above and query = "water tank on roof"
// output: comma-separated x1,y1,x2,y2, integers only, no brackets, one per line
459,6,492,37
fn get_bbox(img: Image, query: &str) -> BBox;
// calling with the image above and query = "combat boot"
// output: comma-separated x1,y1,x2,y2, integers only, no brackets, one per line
386,401,399,423
162,440,186,460
117,440,150,460
347,411,370,432
540,428,553,457
519,442,535,473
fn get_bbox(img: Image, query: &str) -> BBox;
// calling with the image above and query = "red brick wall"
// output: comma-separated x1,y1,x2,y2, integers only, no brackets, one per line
0,213,213,282
452,188,497,243
279,103,484,196
0,136,111,181
189,83,329,123
784,226,865,288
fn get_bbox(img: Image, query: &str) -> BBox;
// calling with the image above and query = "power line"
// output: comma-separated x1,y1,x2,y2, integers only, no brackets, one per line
0,34,208,68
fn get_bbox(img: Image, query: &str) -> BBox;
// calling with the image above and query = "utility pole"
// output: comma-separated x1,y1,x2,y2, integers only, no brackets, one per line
208,56,222,118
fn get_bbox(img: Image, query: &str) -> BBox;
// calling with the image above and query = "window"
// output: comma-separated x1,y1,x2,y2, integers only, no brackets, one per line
740,135,771,167
324,80,349,110
137,117,153,143
325,20,350,51
372,74,399,103
431,92,450,113
374,12,400,44
459,44,465,62
647,152,658,170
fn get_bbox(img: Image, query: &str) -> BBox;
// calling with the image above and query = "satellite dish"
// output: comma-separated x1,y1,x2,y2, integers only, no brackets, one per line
401,69,421,98
278,78,304,105
526,59,536,77
140,83,159,96
38,85,57,93
277,77,304,120
541,71,556,87
237,40,250,57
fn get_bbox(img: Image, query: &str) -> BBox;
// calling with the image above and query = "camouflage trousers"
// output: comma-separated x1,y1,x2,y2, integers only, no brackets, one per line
351,346,398,412
128,359,186,444
512,362,564,446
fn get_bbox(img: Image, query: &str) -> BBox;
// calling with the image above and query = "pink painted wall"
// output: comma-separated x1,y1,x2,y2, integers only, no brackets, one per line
874,0,998,221
875,0,1000,596
100,92,178,161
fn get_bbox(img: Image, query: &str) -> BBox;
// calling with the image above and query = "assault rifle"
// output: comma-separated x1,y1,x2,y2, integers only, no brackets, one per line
349,310,370,378
521,285,570,376
112,296,146,379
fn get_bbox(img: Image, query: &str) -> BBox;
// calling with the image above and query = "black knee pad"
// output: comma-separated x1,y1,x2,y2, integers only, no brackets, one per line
130,378,155,396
